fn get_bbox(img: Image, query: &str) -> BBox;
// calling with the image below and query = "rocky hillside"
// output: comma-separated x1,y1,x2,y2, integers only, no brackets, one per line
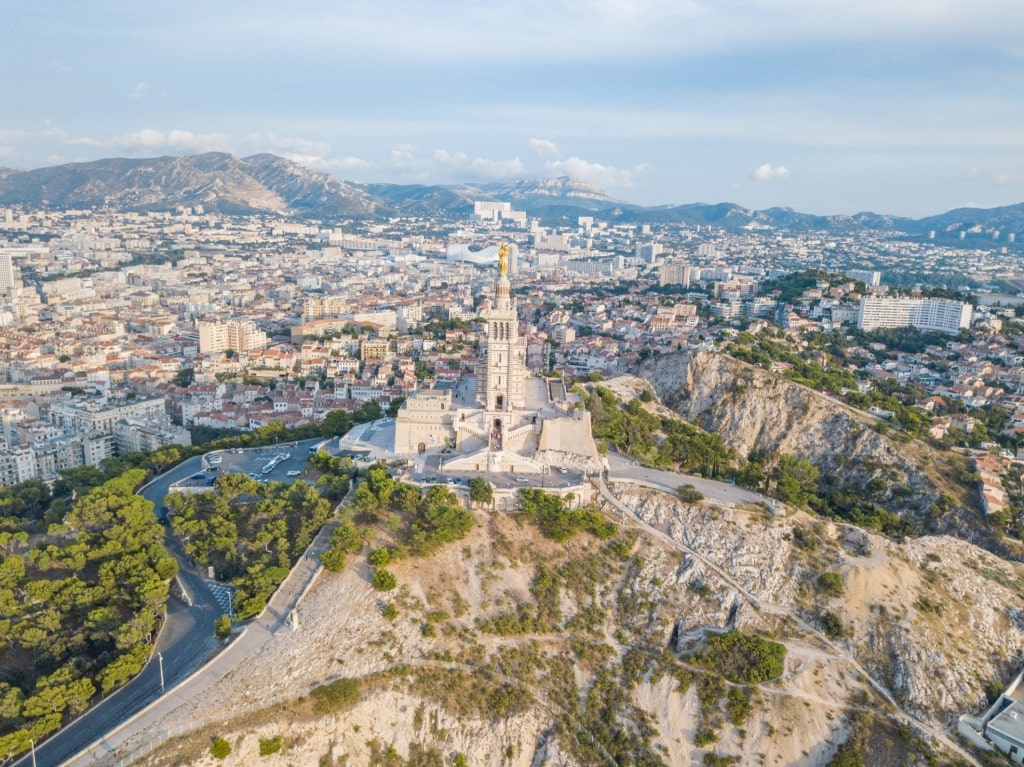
0,153,382,217
0,154,612,219
3,153,1023,236
635,350,990,544
103,480,1024,767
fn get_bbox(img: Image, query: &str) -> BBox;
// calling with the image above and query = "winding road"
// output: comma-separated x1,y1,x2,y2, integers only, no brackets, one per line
11,457,224,767
14,439,328,767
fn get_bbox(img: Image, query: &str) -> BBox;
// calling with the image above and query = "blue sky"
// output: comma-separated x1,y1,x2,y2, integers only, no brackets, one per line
3,0,1023,216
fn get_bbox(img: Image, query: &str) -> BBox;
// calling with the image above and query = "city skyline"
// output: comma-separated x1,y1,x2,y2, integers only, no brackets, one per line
3,0,1024,217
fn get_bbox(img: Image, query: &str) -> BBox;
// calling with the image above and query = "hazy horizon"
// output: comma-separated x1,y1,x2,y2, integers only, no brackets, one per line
3,1,1023,218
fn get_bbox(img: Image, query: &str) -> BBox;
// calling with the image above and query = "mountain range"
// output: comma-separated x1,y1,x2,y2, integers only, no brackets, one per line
1,151,1023,240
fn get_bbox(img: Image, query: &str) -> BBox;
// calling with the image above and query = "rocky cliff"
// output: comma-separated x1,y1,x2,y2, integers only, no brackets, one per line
636,350,989,542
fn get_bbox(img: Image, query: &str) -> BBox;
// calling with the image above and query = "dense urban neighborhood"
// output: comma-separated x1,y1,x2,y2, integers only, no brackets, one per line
3,192,1024,525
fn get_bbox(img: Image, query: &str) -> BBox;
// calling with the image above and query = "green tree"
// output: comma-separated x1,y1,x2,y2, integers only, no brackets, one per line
320,409,352,437
772,454,819,507
214,614,232,638
372,568,397,591
148,447,183,474
468,476,494,507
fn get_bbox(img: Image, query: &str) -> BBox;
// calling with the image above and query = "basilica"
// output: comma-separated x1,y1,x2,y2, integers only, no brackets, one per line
393,244,601,475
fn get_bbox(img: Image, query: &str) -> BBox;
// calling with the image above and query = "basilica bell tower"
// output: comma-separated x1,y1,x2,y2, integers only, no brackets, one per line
477,243,527,413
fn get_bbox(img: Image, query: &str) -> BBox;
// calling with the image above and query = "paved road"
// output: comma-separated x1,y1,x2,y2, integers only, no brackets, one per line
15,439,328,767
62,513,339,767
11,457,224,767
605,450,768,506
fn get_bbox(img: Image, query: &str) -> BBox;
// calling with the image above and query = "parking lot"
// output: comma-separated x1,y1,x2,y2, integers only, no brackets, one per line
197,442,318,486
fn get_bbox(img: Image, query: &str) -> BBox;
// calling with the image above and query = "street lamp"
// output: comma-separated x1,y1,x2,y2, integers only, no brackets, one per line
157,652,164,693
29,738,36,767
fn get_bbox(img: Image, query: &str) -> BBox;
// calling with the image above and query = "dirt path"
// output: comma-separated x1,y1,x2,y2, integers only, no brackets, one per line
593,477,982,767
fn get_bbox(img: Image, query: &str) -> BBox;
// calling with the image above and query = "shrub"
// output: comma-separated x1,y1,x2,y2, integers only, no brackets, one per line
311,677,360,713
825,745,864,767
259,735,283,755
382,602,398,620
816,571,845,597
372,568,397,591
694,727,718,747
821,611,845,638
368,547,391,567
518,488,615,542
791,525,819,551
214,613,232,638
320,549,347,571
697,630,786,684
704,755,739,767
211,737,231,759
726,686,751,726
677,483,705,503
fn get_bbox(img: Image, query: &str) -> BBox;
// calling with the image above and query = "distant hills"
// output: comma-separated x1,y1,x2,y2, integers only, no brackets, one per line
1,151,1023,240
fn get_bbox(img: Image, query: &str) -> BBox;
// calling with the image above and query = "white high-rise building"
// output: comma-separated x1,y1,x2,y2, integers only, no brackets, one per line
659,261,692,288
636,243,663,263
0,250,22,296
856,296,972,335
472,201,512,222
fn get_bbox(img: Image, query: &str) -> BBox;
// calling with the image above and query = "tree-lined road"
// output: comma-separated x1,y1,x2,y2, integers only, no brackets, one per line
62,497,338,767
13,456,224,767
33,439,328,767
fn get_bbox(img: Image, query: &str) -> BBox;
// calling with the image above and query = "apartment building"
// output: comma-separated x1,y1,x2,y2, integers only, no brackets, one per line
857,296,972,335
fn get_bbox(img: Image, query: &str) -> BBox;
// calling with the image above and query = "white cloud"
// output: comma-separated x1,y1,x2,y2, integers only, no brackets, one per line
433,148,525,179
546,156,633,188
319,156,371,172
391,144,416,163
237,132,339,168
129,82,147,100
752,163,790,182
117,129,227,151
995,173,1016,186
432,149,468,165
528,138,562,159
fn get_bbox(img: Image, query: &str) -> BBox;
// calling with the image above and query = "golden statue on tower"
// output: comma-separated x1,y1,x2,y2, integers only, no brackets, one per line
498,242,509,275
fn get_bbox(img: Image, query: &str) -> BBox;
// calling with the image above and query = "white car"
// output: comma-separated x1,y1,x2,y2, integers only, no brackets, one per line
286,470,301,477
